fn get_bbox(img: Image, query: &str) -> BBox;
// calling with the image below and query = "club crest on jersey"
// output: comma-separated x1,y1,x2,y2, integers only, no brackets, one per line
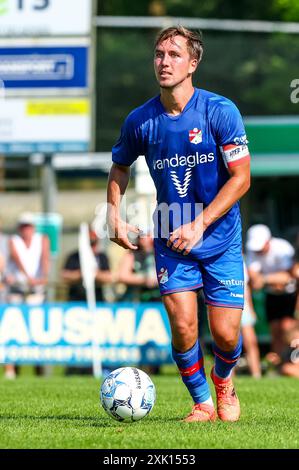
158,267,168,284
189,128,202,144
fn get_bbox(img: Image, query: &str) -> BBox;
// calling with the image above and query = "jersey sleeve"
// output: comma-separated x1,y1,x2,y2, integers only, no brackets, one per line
213,101,250,168
112,112,143,167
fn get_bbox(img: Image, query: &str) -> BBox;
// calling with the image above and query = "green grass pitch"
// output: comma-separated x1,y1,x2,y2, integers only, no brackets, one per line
0,373,298,449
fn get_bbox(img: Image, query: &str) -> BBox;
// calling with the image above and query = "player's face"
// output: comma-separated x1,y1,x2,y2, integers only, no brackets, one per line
154,36,198,89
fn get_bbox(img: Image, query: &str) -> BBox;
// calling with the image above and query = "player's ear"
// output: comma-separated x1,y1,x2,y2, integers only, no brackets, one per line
189,58,198,74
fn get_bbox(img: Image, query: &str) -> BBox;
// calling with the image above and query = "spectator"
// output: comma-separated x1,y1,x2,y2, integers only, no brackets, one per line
0,222,12,379
0,219,8,300
6,212,50,303
0,252,4,278
62,228,113,302
62,228,113,375
240,261,262,378
246,224,297,356
5,212,50,377
266,320,299,378
118,233,160,302
291,240,299,315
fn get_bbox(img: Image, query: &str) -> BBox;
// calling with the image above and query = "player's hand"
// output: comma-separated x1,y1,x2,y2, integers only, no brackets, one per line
167,221,203,256
109,218,141,250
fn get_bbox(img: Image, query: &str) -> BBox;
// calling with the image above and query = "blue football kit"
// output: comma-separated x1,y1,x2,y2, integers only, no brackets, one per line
112,88,250,308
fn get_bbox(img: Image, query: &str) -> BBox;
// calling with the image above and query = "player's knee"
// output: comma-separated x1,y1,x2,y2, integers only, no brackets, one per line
214,332,239,351
173,319,197,343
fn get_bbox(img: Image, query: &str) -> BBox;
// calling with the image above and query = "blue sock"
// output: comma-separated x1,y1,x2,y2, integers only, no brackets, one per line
172,340,211,404
213,335,243,379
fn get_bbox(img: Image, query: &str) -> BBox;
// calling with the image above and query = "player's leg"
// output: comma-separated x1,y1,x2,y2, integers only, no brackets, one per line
200,231,244,421
154,241,215,422
163,291,216,422
208,305,242,421
208,305,243,378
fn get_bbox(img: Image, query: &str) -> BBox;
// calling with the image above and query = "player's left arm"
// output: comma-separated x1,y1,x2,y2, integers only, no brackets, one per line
202,159,251,228
202,100,251,228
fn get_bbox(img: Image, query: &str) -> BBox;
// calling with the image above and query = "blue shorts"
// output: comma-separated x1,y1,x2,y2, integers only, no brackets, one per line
154,232,244,309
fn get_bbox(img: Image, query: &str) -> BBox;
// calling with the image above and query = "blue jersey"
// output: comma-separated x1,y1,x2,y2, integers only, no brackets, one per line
112,88,250,259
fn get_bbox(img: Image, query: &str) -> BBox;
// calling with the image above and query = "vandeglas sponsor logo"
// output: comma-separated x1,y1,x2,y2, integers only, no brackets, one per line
153,152,214,170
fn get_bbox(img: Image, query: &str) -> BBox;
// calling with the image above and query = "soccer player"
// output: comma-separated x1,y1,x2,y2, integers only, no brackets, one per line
107,26,251,422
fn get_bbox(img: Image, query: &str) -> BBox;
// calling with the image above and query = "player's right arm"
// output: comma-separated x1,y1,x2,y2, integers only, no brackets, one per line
107,163,140,250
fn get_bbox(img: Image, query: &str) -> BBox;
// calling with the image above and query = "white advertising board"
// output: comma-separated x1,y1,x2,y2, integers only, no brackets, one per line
0,0,92,37
0,97,91,153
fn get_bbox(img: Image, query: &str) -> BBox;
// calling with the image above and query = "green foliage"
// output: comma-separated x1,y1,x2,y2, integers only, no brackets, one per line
96,28,299,150
98,0,299,21
95,1,299,150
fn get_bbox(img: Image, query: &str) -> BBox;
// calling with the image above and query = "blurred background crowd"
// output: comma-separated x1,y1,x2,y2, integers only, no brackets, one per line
1,213,299,379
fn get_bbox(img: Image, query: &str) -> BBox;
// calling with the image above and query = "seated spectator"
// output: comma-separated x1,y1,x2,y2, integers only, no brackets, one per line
0,222,8,296
62,228,113,302
0,226,12,379
6,212,50,304
5,212,50,377
118,232,160,302
62,228,113,375
0,219,8,302
266,320,299,378
246,224,297,356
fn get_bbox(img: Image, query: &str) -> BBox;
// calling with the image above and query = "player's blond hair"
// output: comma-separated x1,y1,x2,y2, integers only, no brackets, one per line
155,26,204,63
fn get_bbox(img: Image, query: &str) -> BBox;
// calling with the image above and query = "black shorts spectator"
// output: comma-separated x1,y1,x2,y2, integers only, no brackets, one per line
265,292,297,323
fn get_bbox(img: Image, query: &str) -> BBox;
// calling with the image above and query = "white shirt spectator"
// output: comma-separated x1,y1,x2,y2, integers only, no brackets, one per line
8,232,44,294
247,238,295,293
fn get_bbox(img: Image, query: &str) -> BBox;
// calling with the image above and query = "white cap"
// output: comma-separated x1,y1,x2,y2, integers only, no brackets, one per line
246,224,271,252
17,212,35,226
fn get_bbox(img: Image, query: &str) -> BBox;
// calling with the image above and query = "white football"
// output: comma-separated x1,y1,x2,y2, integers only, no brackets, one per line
100,367,156,422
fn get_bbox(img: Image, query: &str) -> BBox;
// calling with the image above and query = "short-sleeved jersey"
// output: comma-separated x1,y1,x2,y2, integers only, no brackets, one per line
112,88,250,259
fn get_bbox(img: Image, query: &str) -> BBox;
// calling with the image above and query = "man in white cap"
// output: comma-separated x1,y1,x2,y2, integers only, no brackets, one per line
6,212,50,303
246,224,297,355
4,212,50,378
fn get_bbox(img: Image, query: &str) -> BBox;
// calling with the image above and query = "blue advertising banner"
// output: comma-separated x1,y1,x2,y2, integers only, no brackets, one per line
0,303,172,366
0,46,89,89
